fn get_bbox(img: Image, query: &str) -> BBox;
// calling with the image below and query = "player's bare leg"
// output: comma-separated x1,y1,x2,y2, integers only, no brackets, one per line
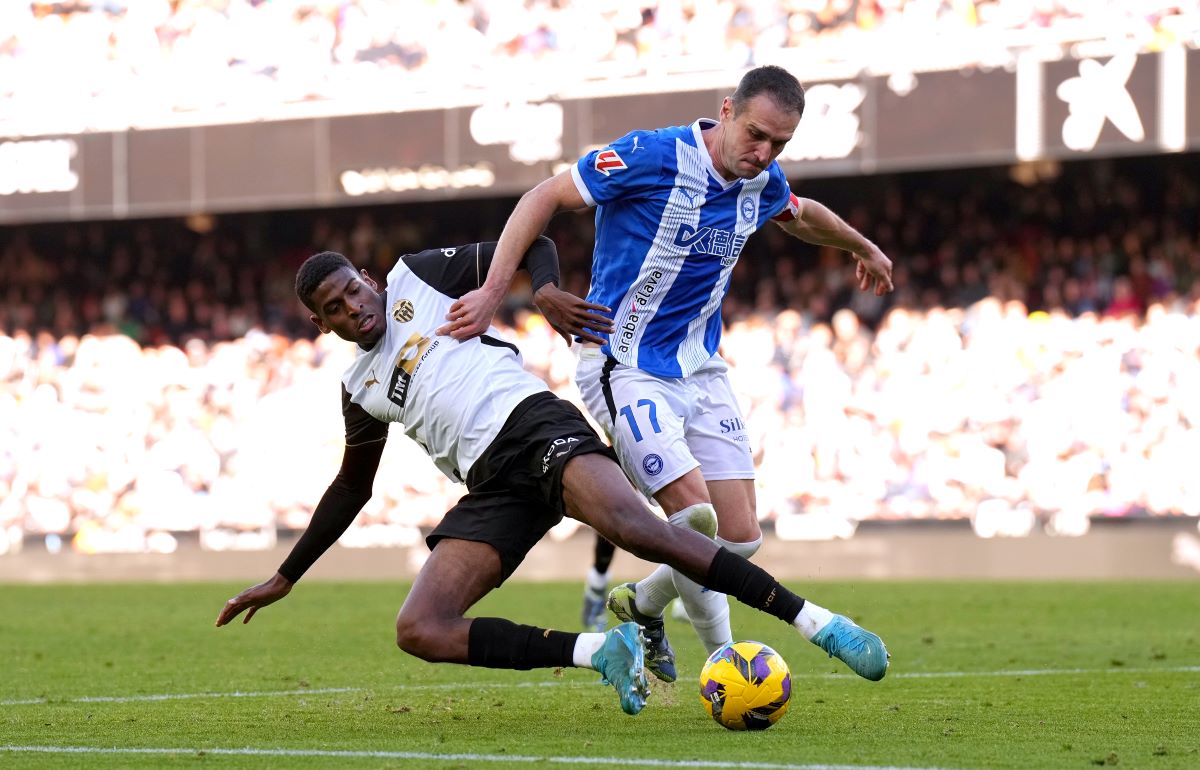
394,538,502,662
394,536,649,714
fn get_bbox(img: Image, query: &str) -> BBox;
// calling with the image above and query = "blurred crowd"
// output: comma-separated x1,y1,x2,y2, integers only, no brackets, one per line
2,152,1199,555
4,153,1197,345
2,0,1196,134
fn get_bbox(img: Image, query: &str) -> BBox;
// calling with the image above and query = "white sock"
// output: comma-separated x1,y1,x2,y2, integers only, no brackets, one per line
633,565,676,617
572,632,607,668
633,504,718,617
672,571,731,652
794,601,836,641
672,533,760,652
585,567,608,593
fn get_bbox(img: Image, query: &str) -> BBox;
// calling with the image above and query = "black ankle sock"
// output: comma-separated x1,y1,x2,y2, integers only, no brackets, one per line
467,617,579,670
593,536,616,574
705,547,806,624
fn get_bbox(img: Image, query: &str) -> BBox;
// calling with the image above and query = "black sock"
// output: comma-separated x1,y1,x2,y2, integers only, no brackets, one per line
705,547,806,624
593,536,616,574
467,617,579,670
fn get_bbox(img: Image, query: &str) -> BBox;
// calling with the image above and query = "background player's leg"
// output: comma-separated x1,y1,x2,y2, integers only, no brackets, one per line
582,532,616,631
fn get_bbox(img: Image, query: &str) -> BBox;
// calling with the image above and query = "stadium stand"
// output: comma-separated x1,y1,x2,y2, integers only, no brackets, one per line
1,1,1196,135
1,152,1198,554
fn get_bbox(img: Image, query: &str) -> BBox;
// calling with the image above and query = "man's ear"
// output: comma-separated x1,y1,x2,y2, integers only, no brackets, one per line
720,95,735,121
360,269,379,291
309,313,330,334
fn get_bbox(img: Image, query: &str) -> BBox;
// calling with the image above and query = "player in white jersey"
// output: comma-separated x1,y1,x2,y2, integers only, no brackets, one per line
440,66,893,683
215,237,889,720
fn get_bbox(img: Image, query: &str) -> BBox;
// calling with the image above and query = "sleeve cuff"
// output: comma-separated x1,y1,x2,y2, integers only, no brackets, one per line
570,163,597,208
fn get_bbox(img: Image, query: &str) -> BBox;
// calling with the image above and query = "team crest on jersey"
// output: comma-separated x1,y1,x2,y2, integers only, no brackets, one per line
392,299,415,323
740,197,755,223
594,149,627,176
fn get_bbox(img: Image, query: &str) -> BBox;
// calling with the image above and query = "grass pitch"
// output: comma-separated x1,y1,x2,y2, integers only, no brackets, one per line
1,580,1197,769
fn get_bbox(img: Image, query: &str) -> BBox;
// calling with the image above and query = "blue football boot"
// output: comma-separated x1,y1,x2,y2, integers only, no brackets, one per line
810,614,889,681
591,621,650,715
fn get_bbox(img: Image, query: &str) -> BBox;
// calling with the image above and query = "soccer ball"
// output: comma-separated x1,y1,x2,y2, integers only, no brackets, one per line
698,640,791,730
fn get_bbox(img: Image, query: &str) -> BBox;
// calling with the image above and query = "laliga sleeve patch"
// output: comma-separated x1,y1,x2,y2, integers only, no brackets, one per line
594,148,627,176
771,191,800,222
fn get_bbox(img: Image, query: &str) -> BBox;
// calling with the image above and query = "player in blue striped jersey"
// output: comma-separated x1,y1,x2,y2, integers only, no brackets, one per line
441,66,892,683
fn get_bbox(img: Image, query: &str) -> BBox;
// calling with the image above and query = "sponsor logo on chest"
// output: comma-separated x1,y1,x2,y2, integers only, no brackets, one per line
672,224,748,267
386,333,439,407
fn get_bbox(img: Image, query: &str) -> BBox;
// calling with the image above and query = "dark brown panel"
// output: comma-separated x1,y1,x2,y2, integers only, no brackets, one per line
127,128,192,208
202,120,318,204
875,69,1016,165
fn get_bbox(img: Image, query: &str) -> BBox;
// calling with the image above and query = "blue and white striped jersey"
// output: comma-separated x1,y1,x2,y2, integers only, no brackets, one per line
571,119,799,378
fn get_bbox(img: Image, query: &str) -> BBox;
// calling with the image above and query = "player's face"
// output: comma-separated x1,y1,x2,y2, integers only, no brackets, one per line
309,266,386,347
719,94,799,179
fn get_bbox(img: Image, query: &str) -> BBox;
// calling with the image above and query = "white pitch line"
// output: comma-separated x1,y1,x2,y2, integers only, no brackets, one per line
0,680,570,707
0,687,361,707
4,665,1197,708
0,745,965,770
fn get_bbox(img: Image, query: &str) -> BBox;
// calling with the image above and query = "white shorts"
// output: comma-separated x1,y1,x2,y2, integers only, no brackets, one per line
575,347,754,499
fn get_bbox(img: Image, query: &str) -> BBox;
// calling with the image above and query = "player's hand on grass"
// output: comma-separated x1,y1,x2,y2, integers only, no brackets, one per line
534,284,614,346
215,573,293,627
437,285,504,341
855,247,894,296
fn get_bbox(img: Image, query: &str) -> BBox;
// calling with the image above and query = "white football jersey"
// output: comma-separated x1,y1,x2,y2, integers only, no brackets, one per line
340,243,547,482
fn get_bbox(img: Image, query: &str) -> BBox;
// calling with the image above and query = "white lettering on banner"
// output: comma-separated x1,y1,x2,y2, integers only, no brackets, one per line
339,164,495,196
1056,54,1145,151
0,139,78,195
469,101,563,164
778,83,865,162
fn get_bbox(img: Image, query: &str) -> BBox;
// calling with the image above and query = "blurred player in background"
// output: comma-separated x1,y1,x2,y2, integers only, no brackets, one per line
582,534,617,632
440,65,893,683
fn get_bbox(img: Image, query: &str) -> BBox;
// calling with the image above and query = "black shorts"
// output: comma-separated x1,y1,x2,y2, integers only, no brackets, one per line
426,391,618,584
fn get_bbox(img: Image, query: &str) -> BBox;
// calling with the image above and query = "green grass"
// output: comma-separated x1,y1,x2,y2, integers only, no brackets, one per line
1,580,1198,769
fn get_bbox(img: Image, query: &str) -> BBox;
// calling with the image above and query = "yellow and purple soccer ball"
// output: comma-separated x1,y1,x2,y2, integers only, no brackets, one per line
698,640,791,730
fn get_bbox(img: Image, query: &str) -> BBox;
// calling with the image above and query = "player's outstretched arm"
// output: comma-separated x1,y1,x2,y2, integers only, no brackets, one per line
215,405,386,629
776,196,894,296
215,573,293,626
439,171,588,341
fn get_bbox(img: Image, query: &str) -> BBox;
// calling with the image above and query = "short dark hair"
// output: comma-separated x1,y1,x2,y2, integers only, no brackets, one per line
731,65,805,118
295,251,355,313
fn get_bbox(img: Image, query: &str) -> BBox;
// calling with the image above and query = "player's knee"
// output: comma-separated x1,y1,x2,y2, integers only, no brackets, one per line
395,611,440,660
714,503,759,543
669,503,717,539
717,517,761,544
